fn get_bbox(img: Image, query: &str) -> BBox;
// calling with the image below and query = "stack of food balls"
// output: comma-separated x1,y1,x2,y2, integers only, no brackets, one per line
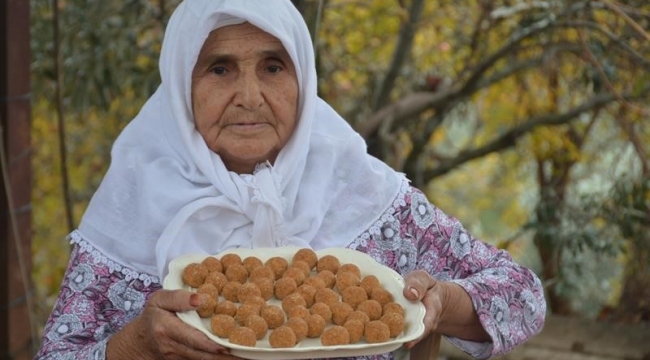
181,248,406,348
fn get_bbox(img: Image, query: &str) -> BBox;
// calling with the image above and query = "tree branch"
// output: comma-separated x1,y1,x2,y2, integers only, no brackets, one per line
466,2,491,62
576,22,650,175
53,0,75,232
371,0,426,111
423,86,650,179
556,20,650,71
358,52,548,139
598,0,650,42
358,12,558,138
459,14,556,97
358,3,647,141
358,91,445,137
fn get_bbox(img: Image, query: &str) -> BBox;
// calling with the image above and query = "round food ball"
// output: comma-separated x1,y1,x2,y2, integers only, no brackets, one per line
274,277,297,300
316,255,340,274
286,305,310,319
237,282,262,303
250,277,274,301
225,263,248,284
292,248,318,269
211,314,235,338
321,325,350,346
283,267,306,286
265,256,289,280
214,300,237,317
242,256,264,274
314,287,339,308
245,314,269,340
383,302,405,317
364,320,391,343
182,263,208,288
370,287,394,307
281,292,307,313
331,301,354,325
260,304,285,329
303,276,326,290
291,260,312,277
221,281,242,302
235,303,261,326
341,286,368,309
220,253,242,272
228,326,256,347
338,263,361,278
296,284,317,308
336,271,360,292
305,314,326,338
309,302,332,323
357,299,383,320
347,310,370,324
249,265,275,282
316,270,336,288
204,271,228,292
242,295,266,309
269,326,297,348
285,317,308,343
344,319,364,343
380,312,405,337
197,283,219,300
196,293,216,318
360,275,381,296
201,256,223,273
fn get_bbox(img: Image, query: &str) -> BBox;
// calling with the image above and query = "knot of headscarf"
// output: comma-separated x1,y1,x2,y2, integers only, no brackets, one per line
241,162,288,248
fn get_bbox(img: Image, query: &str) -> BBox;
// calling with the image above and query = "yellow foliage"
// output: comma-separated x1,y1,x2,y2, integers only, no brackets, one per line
425,150,533,251
529,127,582,162
31,92,146,323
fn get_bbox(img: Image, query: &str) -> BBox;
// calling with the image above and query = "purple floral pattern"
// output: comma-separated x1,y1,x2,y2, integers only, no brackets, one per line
35,183,546,360
34,245,160,360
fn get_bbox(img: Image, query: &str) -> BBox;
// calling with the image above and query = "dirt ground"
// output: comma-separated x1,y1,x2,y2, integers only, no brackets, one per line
438,315,650,360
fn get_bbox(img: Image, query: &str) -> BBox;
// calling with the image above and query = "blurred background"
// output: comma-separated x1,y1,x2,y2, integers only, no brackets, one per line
1,0,649,359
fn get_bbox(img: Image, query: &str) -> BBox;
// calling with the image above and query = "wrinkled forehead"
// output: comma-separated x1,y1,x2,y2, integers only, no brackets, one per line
201,13,303,85
199,22,290,60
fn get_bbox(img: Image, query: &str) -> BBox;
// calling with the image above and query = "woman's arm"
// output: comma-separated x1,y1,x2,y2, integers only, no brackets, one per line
36,234,235,360
34,240,161,359
408,187,546,357
349,185,546,359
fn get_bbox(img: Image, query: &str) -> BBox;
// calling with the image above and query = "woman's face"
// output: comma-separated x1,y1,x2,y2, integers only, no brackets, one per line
191,22,299,174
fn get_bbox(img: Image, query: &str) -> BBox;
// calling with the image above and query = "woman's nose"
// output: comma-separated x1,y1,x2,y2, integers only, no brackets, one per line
233,72,264,110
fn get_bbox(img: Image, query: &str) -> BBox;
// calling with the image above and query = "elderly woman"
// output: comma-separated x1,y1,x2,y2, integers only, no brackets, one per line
35,0,545,359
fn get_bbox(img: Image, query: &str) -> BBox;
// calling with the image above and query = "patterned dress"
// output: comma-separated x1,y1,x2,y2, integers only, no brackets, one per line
34,183,546,360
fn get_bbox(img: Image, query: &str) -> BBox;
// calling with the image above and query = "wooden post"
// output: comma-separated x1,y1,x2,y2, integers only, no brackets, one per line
0,0,33,359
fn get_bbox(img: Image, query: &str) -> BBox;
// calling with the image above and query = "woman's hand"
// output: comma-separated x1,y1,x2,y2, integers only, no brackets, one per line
401,269,448,349
402,270,490,349
107,289,240,360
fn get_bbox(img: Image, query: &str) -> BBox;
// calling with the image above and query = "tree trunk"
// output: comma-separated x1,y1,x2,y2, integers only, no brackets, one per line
533,173,574,315
610,179,650,323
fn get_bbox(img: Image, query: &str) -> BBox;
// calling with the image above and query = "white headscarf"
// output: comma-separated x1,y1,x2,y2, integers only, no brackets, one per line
78,0,404,279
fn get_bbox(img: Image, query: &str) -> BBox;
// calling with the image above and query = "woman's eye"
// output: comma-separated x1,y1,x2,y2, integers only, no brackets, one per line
210,66,227,75
267,65,283,74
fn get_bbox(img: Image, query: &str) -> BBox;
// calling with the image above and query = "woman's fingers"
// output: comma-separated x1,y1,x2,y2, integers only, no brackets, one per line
402,270,445,350
403,269,436,301
403,289,441,349
157,337,233,360
148,289,199,312
146,289,231,357
111,289,234,359
171,320,229,355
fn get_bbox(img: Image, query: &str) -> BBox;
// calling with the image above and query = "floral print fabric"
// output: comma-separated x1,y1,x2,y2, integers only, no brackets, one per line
34,184,546,360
